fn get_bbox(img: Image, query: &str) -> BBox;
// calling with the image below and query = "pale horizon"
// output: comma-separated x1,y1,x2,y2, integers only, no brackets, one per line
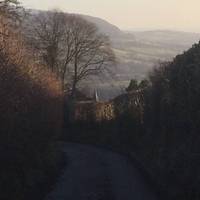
20,0,200,33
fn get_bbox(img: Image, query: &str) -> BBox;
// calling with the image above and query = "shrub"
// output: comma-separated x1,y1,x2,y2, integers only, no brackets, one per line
0,14,63,200
142,43,200,199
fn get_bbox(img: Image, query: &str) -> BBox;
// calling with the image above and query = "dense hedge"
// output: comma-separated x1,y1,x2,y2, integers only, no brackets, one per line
141,42,200,199
0,15,63,200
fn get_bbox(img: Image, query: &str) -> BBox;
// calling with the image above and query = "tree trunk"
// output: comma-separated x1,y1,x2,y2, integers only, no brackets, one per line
61,73,65,93
71,55,78,99
71,80,76,98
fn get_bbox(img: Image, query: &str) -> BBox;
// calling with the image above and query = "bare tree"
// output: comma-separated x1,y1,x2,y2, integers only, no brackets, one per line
26,11,76,91
27,11,115,95
26,12,63,71
66,15,115,98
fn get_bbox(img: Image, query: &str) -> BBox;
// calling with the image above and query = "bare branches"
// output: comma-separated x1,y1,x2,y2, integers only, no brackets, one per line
65,15,115,96
26,11,115,95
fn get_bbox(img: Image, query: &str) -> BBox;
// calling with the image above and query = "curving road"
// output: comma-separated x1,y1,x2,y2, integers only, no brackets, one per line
45,143,158,200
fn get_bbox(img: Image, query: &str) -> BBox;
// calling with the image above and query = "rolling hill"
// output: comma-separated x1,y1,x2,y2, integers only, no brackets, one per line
81,15,200,99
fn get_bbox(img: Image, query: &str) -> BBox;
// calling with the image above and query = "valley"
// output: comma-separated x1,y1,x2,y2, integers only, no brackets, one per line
81,15,200,99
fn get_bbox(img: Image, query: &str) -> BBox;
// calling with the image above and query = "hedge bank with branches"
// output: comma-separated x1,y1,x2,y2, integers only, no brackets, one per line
0,8,63,200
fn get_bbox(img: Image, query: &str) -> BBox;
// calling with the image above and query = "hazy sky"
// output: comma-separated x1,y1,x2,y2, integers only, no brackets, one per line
20,0,200,32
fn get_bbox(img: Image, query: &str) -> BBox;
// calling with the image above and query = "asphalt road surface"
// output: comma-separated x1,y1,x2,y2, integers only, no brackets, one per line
45,143,158,200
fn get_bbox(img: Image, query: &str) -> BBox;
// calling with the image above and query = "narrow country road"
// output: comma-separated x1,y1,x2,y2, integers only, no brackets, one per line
45,143,158,200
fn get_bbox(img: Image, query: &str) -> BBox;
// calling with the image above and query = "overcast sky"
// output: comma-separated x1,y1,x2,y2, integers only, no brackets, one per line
20,0,200,32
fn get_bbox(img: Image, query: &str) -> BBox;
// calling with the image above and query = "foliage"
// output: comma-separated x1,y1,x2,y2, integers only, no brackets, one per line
142,42,200,199
139,79,149,89
126,79,149,92
126,79,138,92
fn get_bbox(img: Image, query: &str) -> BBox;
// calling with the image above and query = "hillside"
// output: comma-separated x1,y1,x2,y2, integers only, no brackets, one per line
81,15,123,38
79,15,200,99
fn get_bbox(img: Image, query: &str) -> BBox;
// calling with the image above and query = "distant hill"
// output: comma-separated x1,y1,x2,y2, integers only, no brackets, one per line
132,30,200,48
80,15,123,38
76,15,200,89
112,29,200,80
81,16,200,99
